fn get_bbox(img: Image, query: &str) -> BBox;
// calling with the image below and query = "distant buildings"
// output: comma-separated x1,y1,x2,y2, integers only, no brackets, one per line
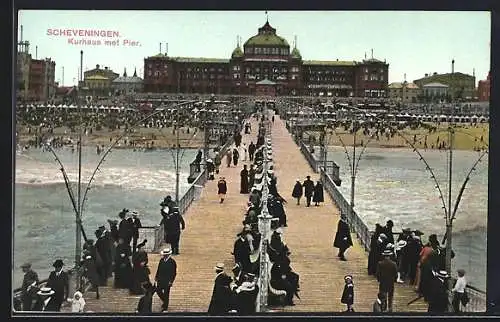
111,68,143,94
422,82,449,99
478,71,490,102
388,81,420,103
142,20,389,97
413,71,476,101
16,40,56,102
82,64,119,96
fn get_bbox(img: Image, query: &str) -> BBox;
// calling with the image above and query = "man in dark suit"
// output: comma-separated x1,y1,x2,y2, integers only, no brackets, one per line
208,263,233,314
302,176,315,207
376,250,398,312
233,233,251,273
333,216,353,261
45,259,69,311
95,228,111,286
155,248,177,312
131,211,143,254
20,263,39,311
159,207,186,255
118,208,133,245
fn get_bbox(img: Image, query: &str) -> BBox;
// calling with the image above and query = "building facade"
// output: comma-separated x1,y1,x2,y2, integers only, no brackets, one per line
478,71,490,102
111,68,144,94
28,58,56,102
388,82,421,103
143,21,389,97
16,41,32,100
422,82,449,101
82,64,119,96
414,72,476,101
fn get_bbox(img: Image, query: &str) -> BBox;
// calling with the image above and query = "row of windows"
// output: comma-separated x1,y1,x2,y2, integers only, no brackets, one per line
362,75,384,81
365,68,385,74
306,77,348,82
244,47,289,56
308,70,349,75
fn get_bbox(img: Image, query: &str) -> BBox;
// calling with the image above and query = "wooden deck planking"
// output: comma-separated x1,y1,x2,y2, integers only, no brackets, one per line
75,119,259,313
68,113,428,313
267,113,427,313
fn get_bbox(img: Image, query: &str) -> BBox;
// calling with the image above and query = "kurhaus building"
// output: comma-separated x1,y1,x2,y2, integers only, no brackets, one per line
143,20,389,97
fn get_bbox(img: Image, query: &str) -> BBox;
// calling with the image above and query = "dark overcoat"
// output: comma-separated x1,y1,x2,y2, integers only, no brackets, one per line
302,179,315,197
218,180,227,194
208,272,233,314
312,183,324,203
45,270,69,311
155,256,177,287
333,219,353,250
240,169,249,193
137,292,153,313
114,243,133,289
292,182,303,198
21,270,39,311
368,233,381,275
376,258,398,292
341,283,354,305
233,238,251,271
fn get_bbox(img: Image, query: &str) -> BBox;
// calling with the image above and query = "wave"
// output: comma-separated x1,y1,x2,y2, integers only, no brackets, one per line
15,161,189,192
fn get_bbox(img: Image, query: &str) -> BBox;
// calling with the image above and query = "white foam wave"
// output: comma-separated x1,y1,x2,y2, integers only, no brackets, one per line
15,160,189,192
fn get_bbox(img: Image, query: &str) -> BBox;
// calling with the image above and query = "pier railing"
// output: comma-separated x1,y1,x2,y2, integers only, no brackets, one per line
292,135,486,312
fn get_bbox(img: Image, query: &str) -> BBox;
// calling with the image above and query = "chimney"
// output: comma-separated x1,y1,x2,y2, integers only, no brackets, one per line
35,45,38,59
20,25,23,42
160,43,162,54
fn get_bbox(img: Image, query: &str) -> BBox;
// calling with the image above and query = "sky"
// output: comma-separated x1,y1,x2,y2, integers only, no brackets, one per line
17,10,491,87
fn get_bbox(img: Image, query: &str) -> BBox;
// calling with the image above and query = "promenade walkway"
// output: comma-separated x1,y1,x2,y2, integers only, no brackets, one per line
268,113,427,312
75,118,260,313
68,113,428,313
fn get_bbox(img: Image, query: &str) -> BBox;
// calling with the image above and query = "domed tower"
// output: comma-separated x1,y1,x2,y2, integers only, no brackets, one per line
241,18,291,95
230,36,244,94
288,35,302,96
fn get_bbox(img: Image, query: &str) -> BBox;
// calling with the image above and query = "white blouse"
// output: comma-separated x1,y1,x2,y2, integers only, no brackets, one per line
453,276,467,293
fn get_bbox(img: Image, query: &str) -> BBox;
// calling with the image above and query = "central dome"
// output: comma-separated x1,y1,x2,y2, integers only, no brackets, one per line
244,21,290,47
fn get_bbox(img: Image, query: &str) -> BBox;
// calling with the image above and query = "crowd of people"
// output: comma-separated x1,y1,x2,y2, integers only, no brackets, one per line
364,220,468,313
16,101,243,151
16,208,153,312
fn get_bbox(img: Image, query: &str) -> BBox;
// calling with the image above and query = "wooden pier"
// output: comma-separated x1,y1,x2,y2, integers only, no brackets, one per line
63,115,429,313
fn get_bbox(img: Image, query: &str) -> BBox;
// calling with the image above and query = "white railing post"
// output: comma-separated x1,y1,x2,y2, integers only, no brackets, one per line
257,129,272,313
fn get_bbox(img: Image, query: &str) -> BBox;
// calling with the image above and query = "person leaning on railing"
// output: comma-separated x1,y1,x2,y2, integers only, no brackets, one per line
452,269,468,313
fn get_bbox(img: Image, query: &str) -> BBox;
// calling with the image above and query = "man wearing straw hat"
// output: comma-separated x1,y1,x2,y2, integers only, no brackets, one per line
376,249,398,312
33,287,55,311
155,247,177,312
208,263,233,314
427,270,451,313
20,262,39,311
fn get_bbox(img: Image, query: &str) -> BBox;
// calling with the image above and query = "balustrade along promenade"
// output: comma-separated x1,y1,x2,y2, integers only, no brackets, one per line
16,109,484,313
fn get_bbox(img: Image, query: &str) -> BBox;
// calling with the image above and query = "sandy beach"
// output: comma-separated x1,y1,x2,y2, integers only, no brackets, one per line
305,123,489,151
17,126,208,149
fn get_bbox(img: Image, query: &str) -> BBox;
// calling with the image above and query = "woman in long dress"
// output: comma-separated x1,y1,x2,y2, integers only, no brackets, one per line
114,237,133,289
